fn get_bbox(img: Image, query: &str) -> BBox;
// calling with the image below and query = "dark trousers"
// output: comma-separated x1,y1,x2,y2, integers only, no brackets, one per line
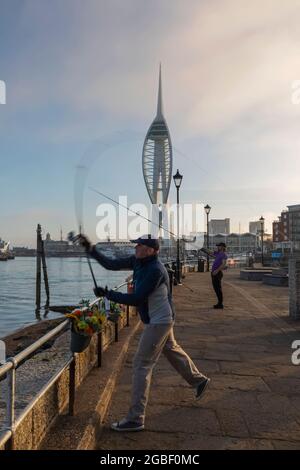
211,271,223,305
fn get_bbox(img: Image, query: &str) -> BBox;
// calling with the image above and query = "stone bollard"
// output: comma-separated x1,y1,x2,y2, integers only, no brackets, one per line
289,256,300,320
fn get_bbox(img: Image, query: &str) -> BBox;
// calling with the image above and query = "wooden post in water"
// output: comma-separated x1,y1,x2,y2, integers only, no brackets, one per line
35,224,42,312
41,239,50,308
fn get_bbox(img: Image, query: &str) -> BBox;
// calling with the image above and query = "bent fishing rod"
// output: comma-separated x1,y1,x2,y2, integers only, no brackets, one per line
72,184,175,290
67,231,99,290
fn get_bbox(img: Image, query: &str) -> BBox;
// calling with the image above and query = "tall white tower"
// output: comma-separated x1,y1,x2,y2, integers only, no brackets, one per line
142,65,173,236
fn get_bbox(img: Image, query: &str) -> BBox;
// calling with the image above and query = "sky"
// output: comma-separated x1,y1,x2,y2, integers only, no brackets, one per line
1,0,300,246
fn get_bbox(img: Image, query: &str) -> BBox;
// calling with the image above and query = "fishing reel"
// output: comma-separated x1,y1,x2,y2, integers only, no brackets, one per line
67,231,78,243
67,231,90,249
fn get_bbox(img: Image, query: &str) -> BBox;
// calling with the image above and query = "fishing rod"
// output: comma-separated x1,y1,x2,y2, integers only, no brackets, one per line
67,231,99,290
75,186,200,294
73,182,176,290
86,256,98,289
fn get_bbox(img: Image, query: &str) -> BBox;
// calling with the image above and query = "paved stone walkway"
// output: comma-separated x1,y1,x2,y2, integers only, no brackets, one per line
97,270,300,450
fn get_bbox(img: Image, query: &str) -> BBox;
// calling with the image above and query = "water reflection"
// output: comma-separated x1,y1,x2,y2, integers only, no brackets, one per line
0,257,130,336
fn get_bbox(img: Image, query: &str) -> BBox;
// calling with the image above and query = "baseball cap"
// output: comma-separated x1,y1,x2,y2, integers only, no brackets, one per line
130,234,160,250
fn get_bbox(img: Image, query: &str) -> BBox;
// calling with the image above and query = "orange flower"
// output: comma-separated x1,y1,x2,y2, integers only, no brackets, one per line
87,326,94,335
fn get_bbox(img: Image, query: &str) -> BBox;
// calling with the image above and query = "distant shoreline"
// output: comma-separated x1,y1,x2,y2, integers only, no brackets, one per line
14,253,86,258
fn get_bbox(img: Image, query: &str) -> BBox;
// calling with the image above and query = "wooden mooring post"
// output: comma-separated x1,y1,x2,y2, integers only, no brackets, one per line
41,239,50,308
35,224,50,312
35,224,42,312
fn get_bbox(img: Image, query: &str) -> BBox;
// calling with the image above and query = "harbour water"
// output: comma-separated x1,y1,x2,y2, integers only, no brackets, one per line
0,257,130,337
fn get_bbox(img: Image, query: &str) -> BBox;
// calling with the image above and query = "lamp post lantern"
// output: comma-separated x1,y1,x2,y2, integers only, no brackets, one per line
259,216,265,266
173,169,183,284
204,204,211,271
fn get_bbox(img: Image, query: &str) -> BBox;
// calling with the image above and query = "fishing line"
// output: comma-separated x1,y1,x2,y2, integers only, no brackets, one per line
88,186,178,239
73,132,145,290
74,131,144,234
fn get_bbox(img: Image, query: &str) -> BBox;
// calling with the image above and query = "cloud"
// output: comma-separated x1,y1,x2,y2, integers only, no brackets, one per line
2,0,300,243
6,0,300,136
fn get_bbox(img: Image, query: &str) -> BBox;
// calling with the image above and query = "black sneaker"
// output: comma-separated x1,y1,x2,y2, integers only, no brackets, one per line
111,418,144,432
195,378,210,400
213,304,224,309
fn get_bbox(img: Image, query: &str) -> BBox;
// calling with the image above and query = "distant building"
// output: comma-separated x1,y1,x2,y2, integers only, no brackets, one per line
206,232,257,254
96,239,176,262
273,211,289,247
208,219,230,235
96,241,135,258
249,221,262,235
273,207,293,251
44,233,85,257
44,233,69,253
14,246,36,257
287,204,300,251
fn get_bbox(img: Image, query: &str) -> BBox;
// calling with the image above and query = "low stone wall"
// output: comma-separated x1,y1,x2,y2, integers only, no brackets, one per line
240,269,273,281
272,267,288,276
263,274,288,287
1,307,137,450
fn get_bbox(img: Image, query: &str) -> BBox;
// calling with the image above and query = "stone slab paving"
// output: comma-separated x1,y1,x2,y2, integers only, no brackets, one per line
97,270,300,450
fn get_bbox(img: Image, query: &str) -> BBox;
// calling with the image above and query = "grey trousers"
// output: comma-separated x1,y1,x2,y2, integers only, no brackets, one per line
126,323,206,424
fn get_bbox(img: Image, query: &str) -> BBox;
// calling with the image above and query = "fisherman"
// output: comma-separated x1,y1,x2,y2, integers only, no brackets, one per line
201,242,227,309
77,233,210,432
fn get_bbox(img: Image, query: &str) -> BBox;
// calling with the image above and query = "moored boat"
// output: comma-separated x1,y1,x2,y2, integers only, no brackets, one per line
0,241,14,260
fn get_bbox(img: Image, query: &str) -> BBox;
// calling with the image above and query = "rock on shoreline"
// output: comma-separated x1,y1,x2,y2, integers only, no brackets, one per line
1,318,67,357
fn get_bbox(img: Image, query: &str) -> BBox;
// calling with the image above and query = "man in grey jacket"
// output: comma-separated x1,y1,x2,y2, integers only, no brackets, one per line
78,234,210,432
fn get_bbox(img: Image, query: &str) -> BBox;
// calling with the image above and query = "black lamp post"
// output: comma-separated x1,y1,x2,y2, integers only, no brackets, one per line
173,169,183,284
204,204,211,271
259,216,265,266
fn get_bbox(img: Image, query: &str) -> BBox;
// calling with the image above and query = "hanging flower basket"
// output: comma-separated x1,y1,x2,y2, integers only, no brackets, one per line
70,329,91,353
66,301,106,353
66,299,124,353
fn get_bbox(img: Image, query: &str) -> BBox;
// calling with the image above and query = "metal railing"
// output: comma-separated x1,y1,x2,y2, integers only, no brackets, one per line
0,319,70,449
0,261,191,450
0,280,133,450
